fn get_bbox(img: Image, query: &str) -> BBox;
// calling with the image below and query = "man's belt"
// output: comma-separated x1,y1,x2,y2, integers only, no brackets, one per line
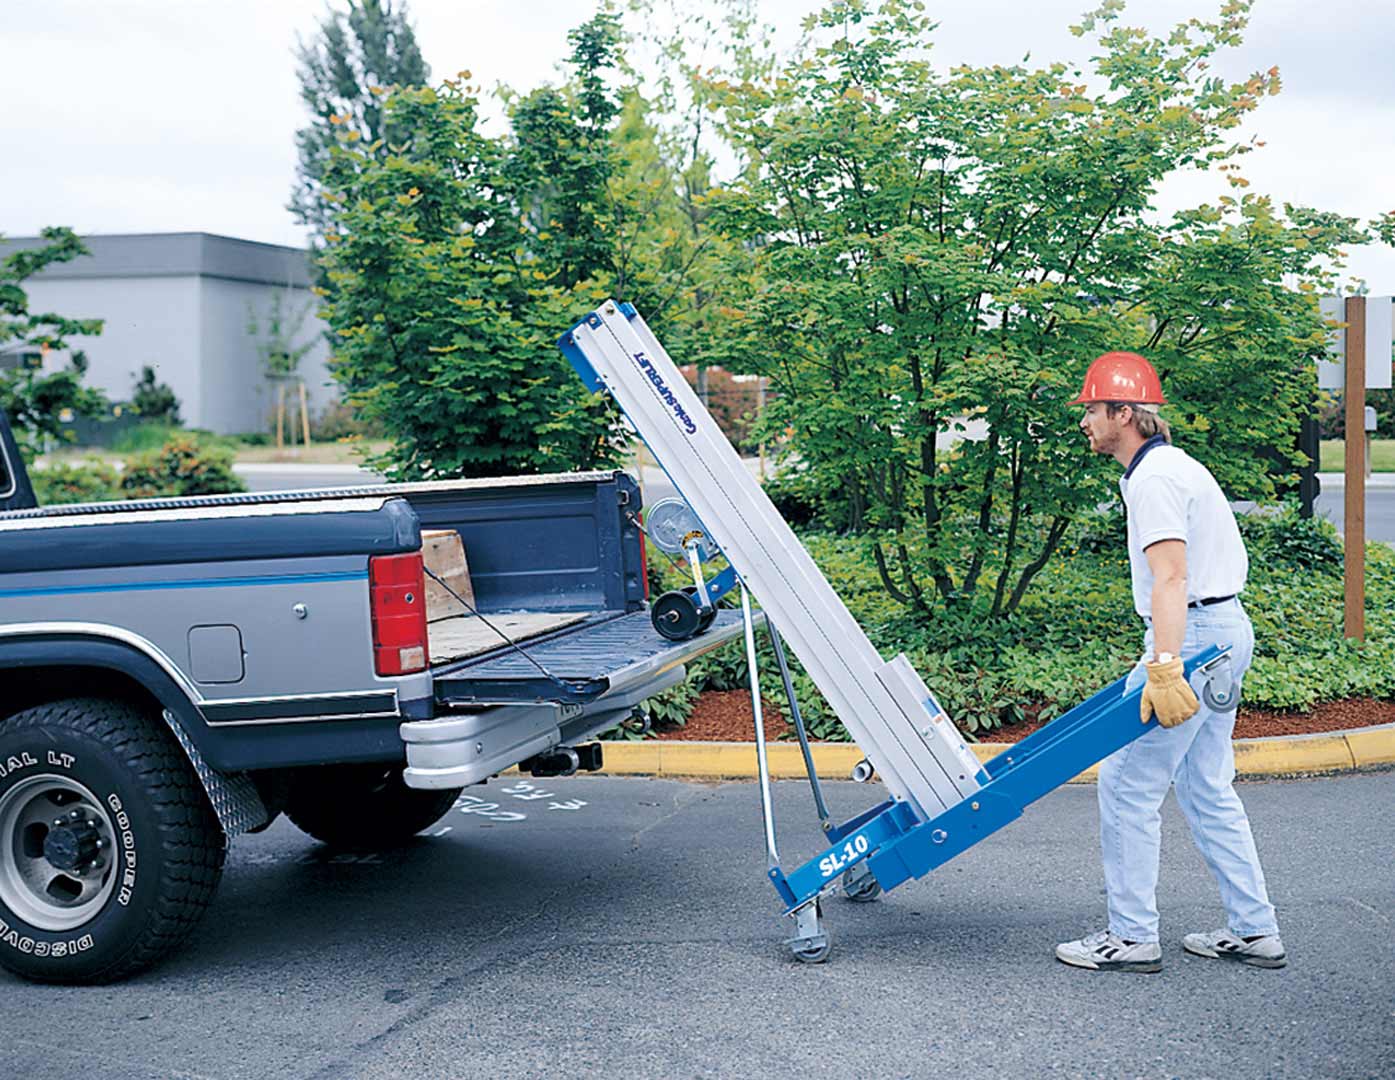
1188,594,1236,609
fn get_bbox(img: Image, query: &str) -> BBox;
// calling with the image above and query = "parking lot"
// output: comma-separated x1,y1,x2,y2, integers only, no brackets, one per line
5,771,1392,1080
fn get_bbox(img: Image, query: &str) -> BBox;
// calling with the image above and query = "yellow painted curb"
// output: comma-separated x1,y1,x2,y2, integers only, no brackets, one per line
601,722,1395,782
1343,724,1395,769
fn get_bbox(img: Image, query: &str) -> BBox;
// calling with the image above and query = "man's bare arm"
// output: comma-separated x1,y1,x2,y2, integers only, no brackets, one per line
1144,539,1188,656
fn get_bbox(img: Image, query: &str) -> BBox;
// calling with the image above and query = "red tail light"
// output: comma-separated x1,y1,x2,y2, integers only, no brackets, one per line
637,511,650,599
369,552,428,676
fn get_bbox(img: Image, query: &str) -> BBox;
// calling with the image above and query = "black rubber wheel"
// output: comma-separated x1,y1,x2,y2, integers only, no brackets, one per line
682,586,719,633
285,765,461,850
651,590,702,641
0,698,226,985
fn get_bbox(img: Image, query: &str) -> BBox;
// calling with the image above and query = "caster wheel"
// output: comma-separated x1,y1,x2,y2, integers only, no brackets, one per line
682,586,718,633
1201,680,1238,713
791,938,831,964
651,590,701,641
842,868,882,903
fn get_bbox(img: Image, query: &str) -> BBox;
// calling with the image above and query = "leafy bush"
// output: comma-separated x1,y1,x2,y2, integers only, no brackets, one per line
602,679,699,740
130,366,181,425
645,680,700,728
643,505,1395,741
311,398,384,442
1238,505,1344,577
120,435,245,498
29,459,120,505
760,468,828,532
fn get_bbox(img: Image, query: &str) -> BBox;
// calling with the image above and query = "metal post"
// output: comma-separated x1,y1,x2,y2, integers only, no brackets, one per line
1345,295,1366,640
685,540,711,611
741,585,780,869
1298,411,1320,519
767,617,831,830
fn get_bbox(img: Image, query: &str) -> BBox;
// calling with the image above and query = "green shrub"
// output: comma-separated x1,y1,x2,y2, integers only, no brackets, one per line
311,398,385,442
130,366,181,425
120,435,245,498
645,679,700,728
1238,505,1344,577
638,504,1391,740
602,678,699,740
760,469,827,531
29,459,121,505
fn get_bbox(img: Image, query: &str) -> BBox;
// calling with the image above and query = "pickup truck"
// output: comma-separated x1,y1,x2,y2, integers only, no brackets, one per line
0,411,742,983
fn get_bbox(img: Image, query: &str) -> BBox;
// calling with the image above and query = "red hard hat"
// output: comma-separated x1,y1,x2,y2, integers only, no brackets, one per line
1069,351,1166,405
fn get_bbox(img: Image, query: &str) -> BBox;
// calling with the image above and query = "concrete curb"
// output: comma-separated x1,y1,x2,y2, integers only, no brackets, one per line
600,722,1395,783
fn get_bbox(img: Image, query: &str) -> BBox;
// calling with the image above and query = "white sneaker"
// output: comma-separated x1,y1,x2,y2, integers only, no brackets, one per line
1055,930,1162,973
1182,928,1287,969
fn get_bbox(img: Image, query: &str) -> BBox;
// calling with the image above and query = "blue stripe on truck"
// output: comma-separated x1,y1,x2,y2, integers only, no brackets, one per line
0,570,368,600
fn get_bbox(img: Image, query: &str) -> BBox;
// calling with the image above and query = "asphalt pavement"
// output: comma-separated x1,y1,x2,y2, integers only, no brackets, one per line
5,772,1391,1080
1316,474,1395,543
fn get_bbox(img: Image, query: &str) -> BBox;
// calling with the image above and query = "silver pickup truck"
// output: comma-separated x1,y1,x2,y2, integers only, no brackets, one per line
0,413,741,983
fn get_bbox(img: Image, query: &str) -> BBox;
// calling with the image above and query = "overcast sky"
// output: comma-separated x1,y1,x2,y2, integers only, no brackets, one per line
3,0,1392,286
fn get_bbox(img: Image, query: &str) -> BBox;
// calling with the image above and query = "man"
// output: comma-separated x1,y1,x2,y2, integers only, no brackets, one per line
1054,351,1285,974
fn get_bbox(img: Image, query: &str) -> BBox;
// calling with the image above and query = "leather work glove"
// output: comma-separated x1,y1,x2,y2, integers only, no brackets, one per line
1140,656,1200,728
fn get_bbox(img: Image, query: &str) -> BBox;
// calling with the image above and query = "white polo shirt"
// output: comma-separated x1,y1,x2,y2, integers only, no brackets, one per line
1119,439,1248,618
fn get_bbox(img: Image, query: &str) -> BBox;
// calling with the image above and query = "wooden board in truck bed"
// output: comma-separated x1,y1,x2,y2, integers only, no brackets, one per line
428,611,589,666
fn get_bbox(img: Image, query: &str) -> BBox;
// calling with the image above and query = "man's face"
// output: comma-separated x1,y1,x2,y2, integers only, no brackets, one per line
1079,402,1127,455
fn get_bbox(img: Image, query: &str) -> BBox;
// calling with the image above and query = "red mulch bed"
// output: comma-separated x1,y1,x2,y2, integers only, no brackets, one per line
662,690,1395,744
653,690,790,742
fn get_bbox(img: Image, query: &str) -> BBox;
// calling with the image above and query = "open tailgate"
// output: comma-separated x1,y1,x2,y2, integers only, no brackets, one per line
431,609,745,706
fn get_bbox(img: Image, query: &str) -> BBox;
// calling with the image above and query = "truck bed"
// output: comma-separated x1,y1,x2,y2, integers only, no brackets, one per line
431,608,745,706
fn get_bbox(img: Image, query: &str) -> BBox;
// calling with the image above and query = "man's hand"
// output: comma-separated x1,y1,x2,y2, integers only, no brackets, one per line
1140,656,1200,727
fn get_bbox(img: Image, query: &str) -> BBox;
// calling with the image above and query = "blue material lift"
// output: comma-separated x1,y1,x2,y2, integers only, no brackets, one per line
560,302,1237,962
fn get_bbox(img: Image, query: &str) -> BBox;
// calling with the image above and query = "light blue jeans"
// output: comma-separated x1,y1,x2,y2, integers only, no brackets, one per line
1099,598,1279,943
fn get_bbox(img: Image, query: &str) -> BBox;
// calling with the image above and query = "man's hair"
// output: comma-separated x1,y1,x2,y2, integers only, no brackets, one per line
1106,402,1172,444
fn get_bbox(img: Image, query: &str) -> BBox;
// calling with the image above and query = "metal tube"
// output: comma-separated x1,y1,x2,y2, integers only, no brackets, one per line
685,540,711,610
741,585,780,868
767,616,830,829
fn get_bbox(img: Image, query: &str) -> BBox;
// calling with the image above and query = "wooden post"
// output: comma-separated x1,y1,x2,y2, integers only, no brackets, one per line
275,382,286,450
1344,295,1366,640
298,381,312,447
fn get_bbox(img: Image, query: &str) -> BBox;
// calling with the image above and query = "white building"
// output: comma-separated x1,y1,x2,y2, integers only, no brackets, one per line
0,232,335,435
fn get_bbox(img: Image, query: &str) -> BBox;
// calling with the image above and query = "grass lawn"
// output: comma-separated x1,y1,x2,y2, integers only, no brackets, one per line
1320,438,1395,472
45,435,390,467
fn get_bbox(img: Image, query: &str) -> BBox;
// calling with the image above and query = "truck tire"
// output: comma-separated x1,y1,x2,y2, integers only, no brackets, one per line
285,764,461,850
0,697,226,984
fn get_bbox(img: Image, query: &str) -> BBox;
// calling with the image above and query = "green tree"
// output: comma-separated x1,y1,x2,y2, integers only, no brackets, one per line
246,289,317,379
504,12,623,292
317,78,625,480
0,227,106,461
614,0,776,367
290,0,431,242
704,0,1386,619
